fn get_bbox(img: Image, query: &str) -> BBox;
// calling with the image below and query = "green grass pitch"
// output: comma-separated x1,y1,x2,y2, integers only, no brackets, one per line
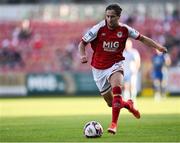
0,96,180,142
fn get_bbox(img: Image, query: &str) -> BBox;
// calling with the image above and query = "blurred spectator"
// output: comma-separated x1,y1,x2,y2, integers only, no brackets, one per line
172,8,180,21
56,40,79,72
18,19,32,40
60,41,76,72
0,39,11,66
164,33,176,50
151,50,171,101
169,45,180,66
2,39,11,49
55,48,64,71
32,34,43,50
125,15,135,26
12,27,20,48
0,39,24,69
12,19,33,50
123,39,141,103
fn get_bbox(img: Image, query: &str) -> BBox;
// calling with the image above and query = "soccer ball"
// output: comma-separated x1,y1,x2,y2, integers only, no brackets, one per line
83,121,103,138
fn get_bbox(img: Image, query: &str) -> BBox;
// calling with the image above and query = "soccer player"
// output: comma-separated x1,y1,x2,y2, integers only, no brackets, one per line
78,4,167,134
151,49,171,101
123,39,141,103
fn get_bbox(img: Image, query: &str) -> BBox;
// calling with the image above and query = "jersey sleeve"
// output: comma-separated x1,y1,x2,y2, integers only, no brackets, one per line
82,20,105,43
124,24,140,40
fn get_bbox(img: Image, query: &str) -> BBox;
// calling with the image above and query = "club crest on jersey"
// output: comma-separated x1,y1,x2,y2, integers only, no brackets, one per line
101,33,106,36
117,32,122,38
103,41,119,52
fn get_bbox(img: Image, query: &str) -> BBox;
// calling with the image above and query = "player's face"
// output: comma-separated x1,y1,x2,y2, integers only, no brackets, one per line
105,10,120,29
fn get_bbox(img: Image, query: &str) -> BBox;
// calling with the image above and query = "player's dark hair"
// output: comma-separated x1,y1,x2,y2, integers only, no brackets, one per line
105,4,122,17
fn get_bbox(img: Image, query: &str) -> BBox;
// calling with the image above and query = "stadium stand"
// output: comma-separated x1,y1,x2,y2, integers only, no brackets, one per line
0,1,179,74
0,17,179,73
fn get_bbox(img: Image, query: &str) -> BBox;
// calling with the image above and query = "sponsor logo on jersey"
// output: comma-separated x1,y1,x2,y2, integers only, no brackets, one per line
103,41,119,52
117,32,122,38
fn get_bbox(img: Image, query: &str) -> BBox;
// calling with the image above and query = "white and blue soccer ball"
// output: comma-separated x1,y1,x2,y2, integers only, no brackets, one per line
83,121,103,138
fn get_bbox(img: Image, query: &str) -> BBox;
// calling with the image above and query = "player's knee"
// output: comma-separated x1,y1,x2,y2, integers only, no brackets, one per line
112,86,122,95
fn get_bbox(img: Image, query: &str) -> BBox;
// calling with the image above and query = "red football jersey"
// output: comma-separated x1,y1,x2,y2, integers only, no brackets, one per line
82,20,140,69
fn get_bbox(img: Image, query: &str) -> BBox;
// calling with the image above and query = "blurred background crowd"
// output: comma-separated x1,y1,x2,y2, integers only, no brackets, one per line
0,0,179,96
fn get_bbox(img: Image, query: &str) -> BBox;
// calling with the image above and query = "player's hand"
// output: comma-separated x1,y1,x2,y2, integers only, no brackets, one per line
158,46,168,53
80,55,88,64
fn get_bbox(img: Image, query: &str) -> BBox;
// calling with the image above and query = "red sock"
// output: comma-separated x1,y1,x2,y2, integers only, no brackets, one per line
112,86,130,109
112,95,122,124
111,86,124,124
123,100,131,109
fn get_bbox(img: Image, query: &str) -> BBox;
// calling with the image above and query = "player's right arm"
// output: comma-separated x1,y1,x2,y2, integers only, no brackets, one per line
78,40,88,64
78,20,105,64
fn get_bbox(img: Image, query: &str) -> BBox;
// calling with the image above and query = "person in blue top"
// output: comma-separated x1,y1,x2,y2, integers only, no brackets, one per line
152,49,171,100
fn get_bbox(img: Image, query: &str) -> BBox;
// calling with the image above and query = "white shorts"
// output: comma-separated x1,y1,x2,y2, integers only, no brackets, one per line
92,61,124,95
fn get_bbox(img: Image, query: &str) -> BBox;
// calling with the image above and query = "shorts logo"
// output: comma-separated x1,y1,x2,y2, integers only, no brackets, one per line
117,32,122,38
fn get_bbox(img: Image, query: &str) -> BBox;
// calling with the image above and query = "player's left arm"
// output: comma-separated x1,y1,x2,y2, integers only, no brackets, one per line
138,35,168,53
